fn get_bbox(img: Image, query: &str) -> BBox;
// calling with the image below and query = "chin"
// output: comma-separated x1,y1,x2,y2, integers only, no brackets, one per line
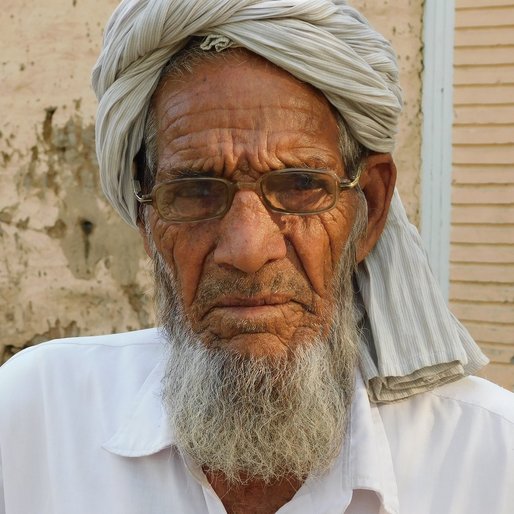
220,334,291,359
200,328,324,360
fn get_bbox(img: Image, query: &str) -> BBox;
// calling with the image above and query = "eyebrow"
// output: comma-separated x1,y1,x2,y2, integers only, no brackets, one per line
293,157,332,169
158,167,216,179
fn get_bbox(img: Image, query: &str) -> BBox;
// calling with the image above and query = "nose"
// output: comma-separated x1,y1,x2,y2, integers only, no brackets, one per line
213,190,287,273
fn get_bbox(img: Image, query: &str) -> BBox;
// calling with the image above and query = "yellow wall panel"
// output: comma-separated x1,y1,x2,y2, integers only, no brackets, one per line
454,84,514,105
451,183,514,203
456,6,514,27
454,126,514,145
454,105,514,125
450,282,514,302
452,225,514,244
452,205,514,224
454,64,514,85
451,244,514,263
453,1,514,391
458,0,514,9
453,165,514,183
455,46,514,65
463,324,514,346
455,26,514,46
451,301,513,324
451,263,514,283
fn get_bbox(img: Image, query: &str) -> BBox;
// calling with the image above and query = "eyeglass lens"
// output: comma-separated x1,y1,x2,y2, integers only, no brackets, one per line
262,170,336,213
155,179,228,221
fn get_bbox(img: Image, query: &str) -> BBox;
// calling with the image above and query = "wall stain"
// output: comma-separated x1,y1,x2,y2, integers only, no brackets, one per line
80,218,94,260
42,106,57,145
0,209,13,224
45,219,67,239
15,217,29,230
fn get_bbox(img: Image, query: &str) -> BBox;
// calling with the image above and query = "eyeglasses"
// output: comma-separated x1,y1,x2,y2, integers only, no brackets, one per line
134,168,361,223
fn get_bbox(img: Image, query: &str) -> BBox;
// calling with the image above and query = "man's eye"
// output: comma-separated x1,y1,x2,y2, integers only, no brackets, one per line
290,173,323,191
276,172,327,193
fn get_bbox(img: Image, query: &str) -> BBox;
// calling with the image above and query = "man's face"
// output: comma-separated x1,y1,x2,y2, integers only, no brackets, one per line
143,50,362,358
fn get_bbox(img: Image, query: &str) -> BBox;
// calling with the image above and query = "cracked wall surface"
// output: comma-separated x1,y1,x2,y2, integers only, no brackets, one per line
0,0,423,363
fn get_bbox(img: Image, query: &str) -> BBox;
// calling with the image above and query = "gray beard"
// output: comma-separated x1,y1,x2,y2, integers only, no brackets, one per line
153,205,365,485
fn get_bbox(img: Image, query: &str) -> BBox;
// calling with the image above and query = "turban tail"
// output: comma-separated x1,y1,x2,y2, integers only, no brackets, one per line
92,0,487,402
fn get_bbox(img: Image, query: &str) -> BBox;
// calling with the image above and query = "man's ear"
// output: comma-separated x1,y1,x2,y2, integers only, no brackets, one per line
356,153,397,263
137,212,153,259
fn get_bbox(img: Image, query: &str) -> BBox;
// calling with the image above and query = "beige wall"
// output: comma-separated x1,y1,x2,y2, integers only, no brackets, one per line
0,1,423,363
451,0,514,391
0,0,152,363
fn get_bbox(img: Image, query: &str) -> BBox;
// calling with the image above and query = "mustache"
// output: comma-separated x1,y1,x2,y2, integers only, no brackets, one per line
193,269,316,315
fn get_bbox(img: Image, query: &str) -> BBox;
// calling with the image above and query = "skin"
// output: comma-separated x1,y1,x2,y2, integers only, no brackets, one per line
139,50,396,513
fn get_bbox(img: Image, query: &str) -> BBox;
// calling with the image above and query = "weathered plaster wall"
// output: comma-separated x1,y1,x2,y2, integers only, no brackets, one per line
0,0,153,363
0,0,423,363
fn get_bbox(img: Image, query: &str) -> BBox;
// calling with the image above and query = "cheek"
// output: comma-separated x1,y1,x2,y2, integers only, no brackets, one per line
284,207,354,296
151,215,217,308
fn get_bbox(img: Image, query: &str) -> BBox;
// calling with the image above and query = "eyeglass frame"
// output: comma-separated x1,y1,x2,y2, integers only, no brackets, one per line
133,167,362,223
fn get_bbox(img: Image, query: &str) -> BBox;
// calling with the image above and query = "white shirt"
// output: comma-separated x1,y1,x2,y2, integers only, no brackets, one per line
0,328,513,514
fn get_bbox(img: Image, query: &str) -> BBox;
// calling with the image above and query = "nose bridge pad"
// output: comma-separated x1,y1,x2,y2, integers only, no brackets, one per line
233,181,260,197
229,181,265,214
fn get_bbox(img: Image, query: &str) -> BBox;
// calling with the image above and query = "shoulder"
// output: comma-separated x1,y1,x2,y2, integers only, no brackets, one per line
0,328,165,418
1,327,163,375
378,375,514,459
428,375,514,424
380,375,514,427
3,327,163,358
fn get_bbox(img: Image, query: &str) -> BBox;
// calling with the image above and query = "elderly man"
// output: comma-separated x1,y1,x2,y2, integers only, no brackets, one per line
1,1,513,513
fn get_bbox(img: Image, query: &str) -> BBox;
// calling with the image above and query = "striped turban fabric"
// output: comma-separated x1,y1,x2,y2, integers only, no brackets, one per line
92,0,487,402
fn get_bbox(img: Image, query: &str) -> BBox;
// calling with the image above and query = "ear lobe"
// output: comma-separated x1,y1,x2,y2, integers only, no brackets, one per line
355,153,397,263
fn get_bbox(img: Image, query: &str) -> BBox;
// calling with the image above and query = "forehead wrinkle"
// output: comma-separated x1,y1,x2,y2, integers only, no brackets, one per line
220,129,333,176
155,77,329,127
160,136,341,179
165,127,321,170
160,105,321,141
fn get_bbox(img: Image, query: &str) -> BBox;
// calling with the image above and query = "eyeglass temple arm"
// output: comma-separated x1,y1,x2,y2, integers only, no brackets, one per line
133,180,152,204
339,166,363,190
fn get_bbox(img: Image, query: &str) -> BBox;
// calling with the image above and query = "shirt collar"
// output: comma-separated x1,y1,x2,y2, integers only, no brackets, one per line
102,356,174,457
102,358,398,513
343,371,399,514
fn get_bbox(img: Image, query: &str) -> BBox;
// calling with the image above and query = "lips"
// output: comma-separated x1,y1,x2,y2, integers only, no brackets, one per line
214,295,293,308
203,295,297,322
205,298,300,327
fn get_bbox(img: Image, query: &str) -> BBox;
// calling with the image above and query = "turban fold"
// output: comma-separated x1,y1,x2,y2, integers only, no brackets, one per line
92,0,487,402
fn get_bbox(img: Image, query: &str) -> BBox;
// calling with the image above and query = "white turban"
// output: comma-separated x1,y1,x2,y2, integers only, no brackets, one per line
92,0,487,402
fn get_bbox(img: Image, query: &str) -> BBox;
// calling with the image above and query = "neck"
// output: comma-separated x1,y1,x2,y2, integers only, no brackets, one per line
204,469,304,514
